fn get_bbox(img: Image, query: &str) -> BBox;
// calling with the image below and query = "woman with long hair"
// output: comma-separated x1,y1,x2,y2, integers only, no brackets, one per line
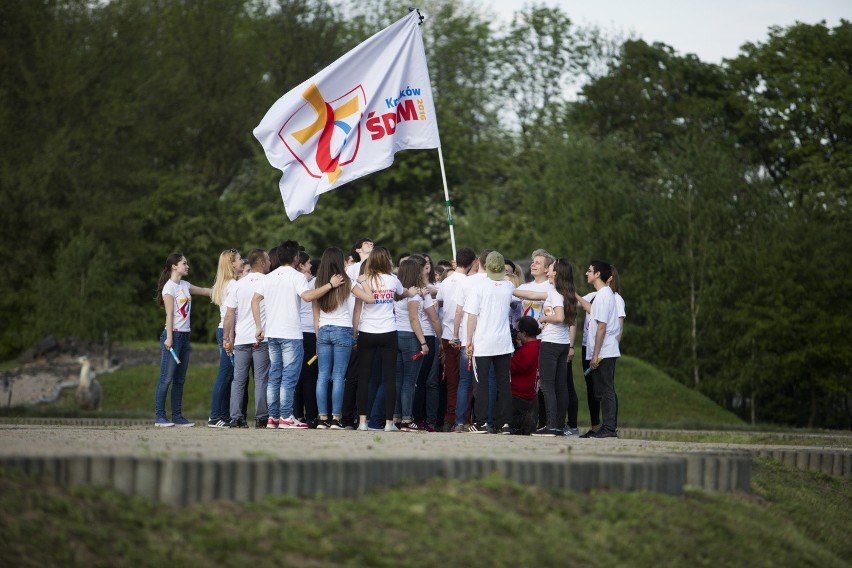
154,252,211,427
353,246,414,431
393,258,432,431
207,249,243,428
313,247,375,429
514,257,579,436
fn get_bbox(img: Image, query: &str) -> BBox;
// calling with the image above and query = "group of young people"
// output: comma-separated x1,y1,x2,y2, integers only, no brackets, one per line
152,238,625,438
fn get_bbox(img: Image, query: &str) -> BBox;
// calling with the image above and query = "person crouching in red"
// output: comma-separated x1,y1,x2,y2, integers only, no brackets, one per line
509,316,541,435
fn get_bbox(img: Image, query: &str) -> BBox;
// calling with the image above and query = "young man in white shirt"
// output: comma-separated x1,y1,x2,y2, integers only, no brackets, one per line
465,251,516,434
452,249,490,430
436,246,477,431
584,260,621,438
252,240,343,429
223,249,270,428
516,248,555,429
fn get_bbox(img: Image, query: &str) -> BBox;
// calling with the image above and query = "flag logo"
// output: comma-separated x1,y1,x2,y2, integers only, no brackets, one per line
280,83,366,184
254,11,440,221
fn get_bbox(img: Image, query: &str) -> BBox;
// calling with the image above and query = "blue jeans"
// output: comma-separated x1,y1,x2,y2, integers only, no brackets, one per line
154,330,190,419
395,331,424,421
209,328,233,419
316,325,353,418
267,338,304,419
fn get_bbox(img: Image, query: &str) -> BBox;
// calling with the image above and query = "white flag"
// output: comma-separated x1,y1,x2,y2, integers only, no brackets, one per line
254,11,441,221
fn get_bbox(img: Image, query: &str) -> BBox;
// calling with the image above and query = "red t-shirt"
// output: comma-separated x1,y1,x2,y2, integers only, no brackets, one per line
510,339,540,400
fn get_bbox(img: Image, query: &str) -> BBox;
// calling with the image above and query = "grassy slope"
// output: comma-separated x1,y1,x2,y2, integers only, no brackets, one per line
4,354,745,430
0,458,849,567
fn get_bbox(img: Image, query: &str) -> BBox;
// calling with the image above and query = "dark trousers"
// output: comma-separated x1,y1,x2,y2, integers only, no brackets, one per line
582,346,600,426
472,353,511,428
591,357,618,432
341,349,360,425
412,335,439,425
294,332,318,422
510,395,538,435
538,342,569,430
356,331,398,420
441,340,460,427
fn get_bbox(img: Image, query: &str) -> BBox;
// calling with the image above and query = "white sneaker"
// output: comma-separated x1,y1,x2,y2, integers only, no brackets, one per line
279,415,308,429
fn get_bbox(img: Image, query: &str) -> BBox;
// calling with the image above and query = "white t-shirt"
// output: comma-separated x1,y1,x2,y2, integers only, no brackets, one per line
615,293,626,319
517,279,553,319
540,288,571,345
259,266,308,340
345,261,362,281
419,294,438,337
358,273,404,334
453,272,486,346
436,271,465,340
300,279,316,333
464,278,515,356
581,292,597,352
225,272,266,345
163,280,192,332
217,280,234,329
319,281,357,329
588,286,621,359
394,295,423,333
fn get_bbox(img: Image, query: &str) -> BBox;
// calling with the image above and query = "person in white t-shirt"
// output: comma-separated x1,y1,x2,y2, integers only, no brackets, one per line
465,251,516,434
345,237,374,282
517,249,556,429
223,249,270,428
453,249,489,428
207,248,243,428
313,247,376,429
251,241,343,429
577,266,626,436
392,258,432,430
436,247,477,431
514,258,579,437
153,252,211,427
583,260,621,438
352,246,416,432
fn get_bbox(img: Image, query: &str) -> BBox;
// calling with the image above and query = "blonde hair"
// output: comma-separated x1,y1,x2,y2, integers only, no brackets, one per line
211,249,240,306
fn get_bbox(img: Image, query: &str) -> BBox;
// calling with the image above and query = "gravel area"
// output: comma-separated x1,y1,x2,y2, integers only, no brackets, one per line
0,425,834,462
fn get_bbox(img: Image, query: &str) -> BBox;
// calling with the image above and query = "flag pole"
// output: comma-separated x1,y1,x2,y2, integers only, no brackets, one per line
437,146,457,260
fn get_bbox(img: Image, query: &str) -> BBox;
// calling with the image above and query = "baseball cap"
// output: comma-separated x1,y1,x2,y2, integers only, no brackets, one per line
485,251,505,281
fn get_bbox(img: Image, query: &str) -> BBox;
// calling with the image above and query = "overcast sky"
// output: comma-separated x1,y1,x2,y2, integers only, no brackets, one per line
487,0,850,63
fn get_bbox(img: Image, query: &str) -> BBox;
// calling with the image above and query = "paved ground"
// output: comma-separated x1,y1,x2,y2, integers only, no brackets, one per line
0,424,834,461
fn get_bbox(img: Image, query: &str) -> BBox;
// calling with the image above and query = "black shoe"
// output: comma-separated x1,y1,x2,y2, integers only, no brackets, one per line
467,423,489,434
255,417,268,428
228,418,248,428
580,430,594,438
500,424,512,435
316,419,330,429
329,419,344,430
587,428,618,438
531,426,561,437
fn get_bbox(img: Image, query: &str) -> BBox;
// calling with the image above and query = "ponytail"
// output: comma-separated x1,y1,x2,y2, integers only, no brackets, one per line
155,252,185,307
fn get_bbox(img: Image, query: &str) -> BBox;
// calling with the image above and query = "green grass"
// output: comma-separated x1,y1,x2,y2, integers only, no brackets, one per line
0,364,232,420
570,355,744,429
0,458,849,567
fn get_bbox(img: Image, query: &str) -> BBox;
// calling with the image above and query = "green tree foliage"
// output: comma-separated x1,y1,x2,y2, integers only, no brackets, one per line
0,1,847,427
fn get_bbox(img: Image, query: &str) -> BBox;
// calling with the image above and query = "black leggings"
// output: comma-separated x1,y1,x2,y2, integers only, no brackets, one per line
356,331,398,420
